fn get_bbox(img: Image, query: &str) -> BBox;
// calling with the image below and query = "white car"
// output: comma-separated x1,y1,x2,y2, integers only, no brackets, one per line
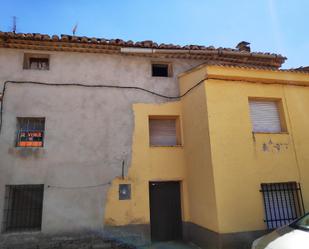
252,213,309,249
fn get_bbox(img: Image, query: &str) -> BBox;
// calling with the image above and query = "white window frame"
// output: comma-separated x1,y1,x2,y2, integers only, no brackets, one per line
248,98,287,133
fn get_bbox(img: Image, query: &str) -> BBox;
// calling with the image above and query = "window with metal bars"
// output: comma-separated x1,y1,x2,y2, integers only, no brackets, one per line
260,182,305,229
23,53,50,70
16,117,45,147
151,63,172,77
2,185,44,232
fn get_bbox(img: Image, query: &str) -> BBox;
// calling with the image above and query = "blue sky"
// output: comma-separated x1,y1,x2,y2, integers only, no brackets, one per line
1,0,308,68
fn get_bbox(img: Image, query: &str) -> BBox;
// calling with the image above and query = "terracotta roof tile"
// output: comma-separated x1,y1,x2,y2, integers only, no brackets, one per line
203,62,309,74
294,66,309,72
0,31,289,68
51,35,59,41
0,31,284,55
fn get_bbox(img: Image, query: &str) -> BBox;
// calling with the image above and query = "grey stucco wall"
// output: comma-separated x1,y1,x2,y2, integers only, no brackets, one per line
0,48,203,234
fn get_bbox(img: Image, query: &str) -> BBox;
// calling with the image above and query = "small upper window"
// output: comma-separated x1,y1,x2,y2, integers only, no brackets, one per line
149,116,181,146
16,118,45,147
23,53,49,70
249,99,286,133
152,63,172,77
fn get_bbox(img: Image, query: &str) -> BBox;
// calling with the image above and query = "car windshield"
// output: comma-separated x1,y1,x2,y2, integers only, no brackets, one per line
291,213,309,231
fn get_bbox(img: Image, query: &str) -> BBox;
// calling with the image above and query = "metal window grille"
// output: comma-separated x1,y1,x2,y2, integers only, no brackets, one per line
23,53,50,70
152,64,169,77
260,182,305,229
29,58,49,70
16,118,45,147
2,185,44,232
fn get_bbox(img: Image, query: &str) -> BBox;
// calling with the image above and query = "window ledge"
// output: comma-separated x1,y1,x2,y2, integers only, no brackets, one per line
150,145,183,148
14,146,45,149
253,132,289,135
15,146,44,148
2,229,41,235
151,76,172,78
8,147,46,158
23,68,49,71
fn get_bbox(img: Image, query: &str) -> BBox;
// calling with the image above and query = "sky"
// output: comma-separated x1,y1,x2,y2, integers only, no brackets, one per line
0,0,308,69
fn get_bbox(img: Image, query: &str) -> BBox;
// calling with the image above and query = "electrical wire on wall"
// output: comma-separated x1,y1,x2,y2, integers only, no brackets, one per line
0,79,205,190
47,182,111,189
0,79,206,134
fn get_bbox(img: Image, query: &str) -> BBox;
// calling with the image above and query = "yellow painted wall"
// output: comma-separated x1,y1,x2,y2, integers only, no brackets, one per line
104,101,190,226
105,64,309,237
179,67,219,232
204,66,309,233
283,86,309,211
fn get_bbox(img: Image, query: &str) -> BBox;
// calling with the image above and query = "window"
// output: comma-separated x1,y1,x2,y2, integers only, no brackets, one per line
249,99,286,133
16,118,45,147
149,116,181,146
2,185,44,232
260,182,305,229
23,53,49,70
151,63,172,77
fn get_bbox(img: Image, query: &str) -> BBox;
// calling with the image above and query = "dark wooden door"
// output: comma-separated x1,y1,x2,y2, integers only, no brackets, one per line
149,181,182,241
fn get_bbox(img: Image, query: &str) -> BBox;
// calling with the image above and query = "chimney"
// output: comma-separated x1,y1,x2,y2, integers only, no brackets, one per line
236,41,251,52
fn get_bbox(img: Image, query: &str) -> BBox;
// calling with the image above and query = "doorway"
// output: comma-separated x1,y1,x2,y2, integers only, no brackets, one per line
149,181,182,241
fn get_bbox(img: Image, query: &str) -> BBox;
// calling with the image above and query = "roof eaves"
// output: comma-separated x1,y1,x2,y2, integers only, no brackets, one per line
0,31,286,59
179,62,309,78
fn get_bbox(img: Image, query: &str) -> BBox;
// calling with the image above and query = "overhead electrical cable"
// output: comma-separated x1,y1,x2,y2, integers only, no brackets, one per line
0,79,206,134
